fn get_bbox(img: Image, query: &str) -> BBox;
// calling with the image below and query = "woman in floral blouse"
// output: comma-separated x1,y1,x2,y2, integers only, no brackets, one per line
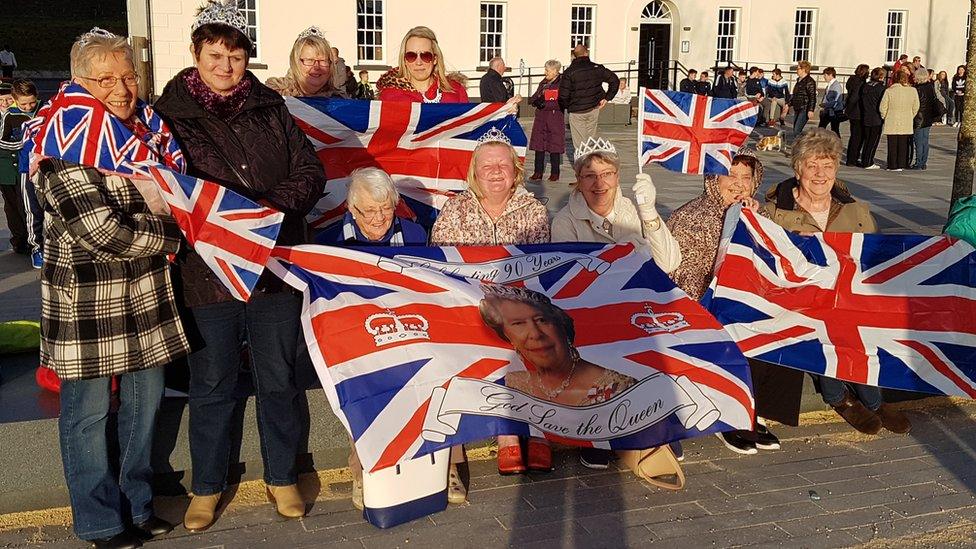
430,136,550,499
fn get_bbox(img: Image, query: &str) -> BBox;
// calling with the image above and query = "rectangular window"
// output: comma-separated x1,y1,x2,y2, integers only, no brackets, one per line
885,10,906,64
357,0,385,63
570,5,595,50
480,2,505,64
240,0,259,59
715,8,738,64
792,8,817,63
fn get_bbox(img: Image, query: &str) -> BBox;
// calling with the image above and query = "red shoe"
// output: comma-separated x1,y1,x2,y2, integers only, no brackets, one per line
529,172,543,181
497,444,527,475
548,173,560,182
526,438,553,472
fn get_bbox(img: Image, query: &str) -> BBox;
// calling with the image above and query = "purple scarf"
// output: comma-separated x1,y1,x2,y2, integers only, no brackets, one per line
182,68,252,120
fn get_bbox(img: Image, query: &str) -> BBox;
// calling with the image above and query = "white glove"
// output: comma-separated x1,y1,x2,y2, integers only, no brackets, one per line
633,173,659,222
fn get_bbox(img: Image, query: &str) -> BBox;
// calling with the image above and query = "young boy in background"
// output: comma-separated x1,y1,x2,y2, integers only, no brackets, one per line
7,79,41,267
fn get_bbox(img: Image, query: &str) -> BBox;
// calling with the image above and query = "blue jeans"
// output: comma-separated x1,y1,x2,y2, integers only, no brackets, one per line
59,368,165,540
820,376,883,411
793,110,809,136
913,126,931,168
187,292,306,495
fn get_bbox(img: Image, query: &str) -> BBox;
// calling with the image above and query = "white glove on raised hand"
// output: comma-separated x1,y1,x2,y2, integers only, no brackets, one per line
632,173,659,222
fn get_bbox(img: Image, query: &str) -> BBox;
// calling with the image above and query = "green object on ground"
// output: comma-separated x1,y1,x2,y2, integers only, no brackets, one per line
0,321,41,355
943,195,976,246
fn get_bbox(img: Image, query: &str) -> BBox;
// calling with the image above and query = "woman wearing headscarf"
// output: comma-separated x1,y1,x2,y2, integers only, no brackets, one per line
266,26,346,98
666,150,799,455
154,1,327,531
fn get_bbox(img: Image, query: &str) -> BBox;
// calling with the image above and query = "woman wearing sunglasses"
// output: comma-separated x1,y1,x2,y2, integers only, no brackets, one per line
267,26,346,98
376,26,468,103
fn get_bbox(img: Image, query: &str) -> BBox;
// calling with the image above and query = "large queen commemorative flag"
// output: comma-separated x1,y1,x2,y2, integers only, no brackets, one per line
705,206,976,397
285,97,526,230
268,242,754,472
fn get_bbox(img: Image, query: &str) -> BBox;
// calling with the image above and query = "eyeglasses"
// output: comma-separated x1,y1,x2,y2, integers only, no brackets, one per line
354,205,395,219
78,74,140,89
404,50,435,64
300,58,331,68
579,170,618,184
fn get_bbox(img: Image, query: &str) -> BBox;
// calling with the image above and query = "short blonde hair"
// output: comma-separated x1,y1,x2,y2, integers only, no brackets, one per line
70,32,133,79
287,34,338,94
791,128,842,175
347,167,399,210
467,142,525,199
397,26,454,92
797,60,812,73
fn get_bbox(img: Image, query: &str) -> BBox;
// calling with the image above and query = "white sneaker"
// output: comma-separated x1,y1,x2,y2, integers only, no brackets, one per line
865,164,880,170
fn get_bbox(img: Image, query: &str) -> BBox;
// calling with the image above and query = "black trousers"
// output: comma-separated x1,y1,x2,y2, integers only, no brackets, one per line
0,184,27,252
846,119,864,166
533,151,561,176
955,95,966,124
887,134,911,169
861,125,883,167
749,359,805,427
818,113,842,136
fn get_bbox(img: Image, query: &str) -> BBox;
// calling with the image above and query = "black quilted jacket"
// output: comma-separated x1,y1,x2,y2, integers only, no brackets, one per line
790,75,817,113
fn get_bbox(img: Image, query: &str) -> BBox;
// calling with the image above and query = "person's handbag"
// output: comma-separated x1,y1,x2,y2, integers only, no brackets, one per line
616,445,686,490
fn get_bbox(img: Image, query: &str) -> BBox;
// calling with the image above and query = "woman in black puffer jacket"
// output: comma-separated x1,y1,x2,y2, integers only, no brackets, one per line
912,68,942,170
154,9,326,532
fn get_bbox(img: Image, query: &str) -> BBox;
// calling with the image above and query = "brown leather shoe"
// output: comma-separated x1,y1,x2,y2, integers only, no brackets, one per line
831,393,882,435
266,484,306,518
183,493,221,532
529,172,543,180
876,404,912,434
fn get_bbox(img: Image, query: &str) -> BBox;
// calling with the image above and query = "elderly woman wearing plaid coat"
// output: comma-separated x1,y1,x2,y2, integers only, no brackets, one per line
36,31,189,548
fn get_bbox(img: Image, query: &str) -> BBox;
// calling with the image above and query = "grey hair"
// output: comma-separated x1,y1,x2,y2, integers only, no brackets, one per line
914,67,930,83
791,127,842,175
488,56,505,70
544,59,562,72
346,167,399,210
573,151,621,178
70,32,133,79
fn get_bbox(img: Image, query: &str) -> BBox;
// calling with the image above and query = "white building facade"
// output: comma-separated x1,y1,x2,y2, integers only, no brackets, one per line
127,0,972,98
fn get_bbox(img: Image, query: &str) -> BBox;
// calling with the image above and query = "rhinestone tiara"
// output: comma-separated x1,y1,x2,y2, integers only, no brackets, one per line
192,0,250,42
475,126,512,146
574,136,617,161
297,26,325,41
77,27,119,48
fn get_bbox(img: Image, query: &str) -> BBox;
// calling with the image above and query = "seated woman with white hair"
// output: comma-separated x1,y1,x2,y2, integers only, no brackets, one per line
316,167,427,246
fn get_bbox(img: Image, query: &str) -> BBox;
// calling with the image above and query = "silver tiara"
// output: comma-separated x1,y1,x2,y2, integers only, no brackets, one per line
297,26,325,40
481,283,551,306
77,27,118,47
574,136,617,161
193,1,250,41
476,127,512,146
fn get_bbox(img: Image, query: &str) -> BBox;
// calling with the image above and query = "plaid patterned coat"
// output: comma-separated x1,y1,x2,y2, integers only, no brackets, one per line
37,159,190,380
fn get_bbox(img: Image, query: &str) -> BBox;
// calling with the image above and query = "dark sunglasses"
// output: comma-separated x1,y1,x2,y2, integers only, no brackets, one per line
404,50,435,64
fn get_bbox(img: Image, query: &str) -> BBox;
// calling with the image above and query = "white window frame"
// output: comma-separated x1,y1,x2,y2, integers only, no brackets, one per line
792,8,817,63
885,10,907,64
715,8,739,64
356,0,385,64
570,5,596,53
240,0,260,60
479,2,506,65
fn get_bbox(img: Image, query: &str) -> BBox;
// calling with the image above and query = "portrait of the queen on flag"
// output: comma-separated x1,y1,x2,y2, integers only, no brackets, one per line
269,241,755,473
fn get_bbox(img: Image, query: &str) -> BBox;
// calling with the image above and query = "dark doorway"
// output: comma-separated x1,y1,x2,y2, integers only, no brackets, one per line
638,23,671,90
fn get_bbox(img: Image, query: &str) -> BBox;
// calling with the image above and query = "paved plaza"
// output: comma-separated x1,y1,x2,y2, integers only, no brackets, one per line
0,121,974,548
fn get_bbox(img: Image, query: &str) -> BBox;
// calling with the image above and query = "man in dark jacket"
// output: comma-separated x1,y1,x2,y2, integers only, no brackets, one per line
712,66,737,98
844,64,869,166
679,69,698,93
790,60,817,136
558,44,619,149
913,68,943,170
859,67,886,168
696,71,712,96
480,57,511,102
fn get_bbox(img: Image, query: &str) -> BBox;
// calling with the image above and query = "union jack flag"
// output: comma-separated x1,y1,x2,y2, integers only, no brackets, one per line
704,206,976,398
285,97,527,230
639,89,757,175
30,83,283,301
268,243,754,472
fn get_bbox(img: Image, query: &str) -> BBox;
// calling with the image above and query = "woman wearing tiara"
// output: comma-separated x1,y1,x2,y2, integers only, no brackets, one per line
376,26,469,103
551,136,681,469
430,131,550,498
154,1,327,531
266,26,347,98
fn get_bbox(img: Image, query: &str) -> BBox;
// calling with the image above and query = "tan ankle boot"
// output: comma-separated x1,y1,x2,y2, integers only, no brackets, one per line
183,493,221,532
266,484,306,518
